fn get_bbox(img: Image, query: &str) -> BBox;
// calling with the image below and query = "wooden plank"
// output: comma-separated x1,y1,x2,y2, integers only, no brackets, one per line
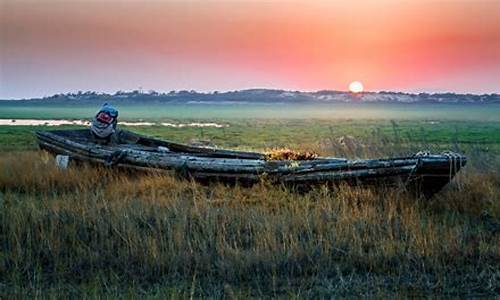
280,165,417,183
35,129,466,195
120,130,266,159
37,132,268,173
38,141,170,173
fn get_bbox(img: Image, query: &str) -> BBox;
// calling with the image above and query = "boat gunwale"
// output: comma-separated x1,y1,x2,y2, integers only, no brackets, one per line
35,129,467,176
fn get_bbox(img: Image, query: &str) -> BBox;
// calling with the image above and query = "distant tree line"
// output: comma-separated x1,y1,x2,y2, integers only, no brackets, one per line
11,89,500,104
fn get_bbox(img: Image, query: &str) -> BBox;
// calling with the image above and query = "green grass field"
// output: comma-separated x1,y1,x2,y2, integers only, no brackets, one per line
1,103,499,297
1,102,500,121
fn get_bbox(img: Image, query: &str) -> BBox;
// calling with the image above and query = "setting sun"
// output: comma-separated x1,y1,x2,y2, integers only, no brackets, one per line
349,81,364,93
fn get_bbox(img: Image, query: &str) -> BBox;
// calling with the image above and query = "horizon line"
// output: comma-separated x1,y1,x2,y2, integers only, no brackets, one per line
2,88,499,101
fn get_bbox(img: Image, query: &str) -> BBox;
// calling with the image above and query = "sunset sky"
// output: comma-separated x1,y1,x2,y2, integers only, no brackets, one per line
1,0,499,99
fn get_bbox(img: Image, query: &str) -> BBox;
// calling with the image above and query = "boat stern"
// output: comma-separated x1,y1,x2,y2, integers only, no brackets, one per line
410,151,467,198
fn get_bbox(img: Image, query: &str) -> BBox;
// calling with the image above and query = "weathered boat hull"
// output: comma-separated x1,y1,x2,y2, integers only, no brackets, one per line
35,129,467,197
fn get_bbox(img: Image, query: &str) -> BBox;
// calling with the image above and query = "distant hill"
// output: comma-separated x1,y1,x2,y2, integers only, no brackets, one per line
3,89,500,104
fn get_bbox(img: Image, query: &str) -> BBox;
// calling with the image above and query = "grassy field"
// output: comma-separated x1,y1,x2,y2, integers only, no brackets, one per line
1,102,500,121
1,105,499,297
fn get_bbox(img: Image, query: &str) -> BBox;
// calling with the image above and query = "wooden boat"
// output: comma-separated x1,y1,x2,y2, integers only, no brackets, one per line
35,129,467,197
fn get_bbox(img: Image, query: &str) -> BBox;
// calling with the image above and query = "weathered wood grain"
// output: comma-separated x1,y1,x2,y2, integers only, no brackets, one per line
35,129,467,197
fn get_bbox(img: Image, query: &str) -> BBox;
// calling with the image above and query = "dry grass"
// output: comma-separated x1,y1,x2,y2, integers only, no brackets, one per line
0,151,499,297
265,148,318,161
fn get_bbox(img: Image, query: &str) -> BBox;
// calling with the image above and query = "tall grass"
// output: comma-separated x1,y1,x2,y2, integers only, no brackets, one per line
317,122,499,173
1,150,499,297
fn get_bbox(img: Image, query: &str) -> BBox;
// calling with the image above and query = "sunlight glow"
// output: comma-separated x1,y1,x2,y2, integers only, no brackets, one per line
349,81,364,93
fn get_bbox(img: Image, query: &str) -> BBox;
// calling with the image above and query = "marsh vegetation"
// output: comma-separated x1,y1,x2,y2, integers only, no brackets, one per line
0,106,499,297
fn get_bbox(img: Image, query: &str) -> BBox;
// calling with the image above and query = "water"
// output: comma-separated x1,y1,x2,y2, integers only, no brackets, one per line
0,119,227,127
